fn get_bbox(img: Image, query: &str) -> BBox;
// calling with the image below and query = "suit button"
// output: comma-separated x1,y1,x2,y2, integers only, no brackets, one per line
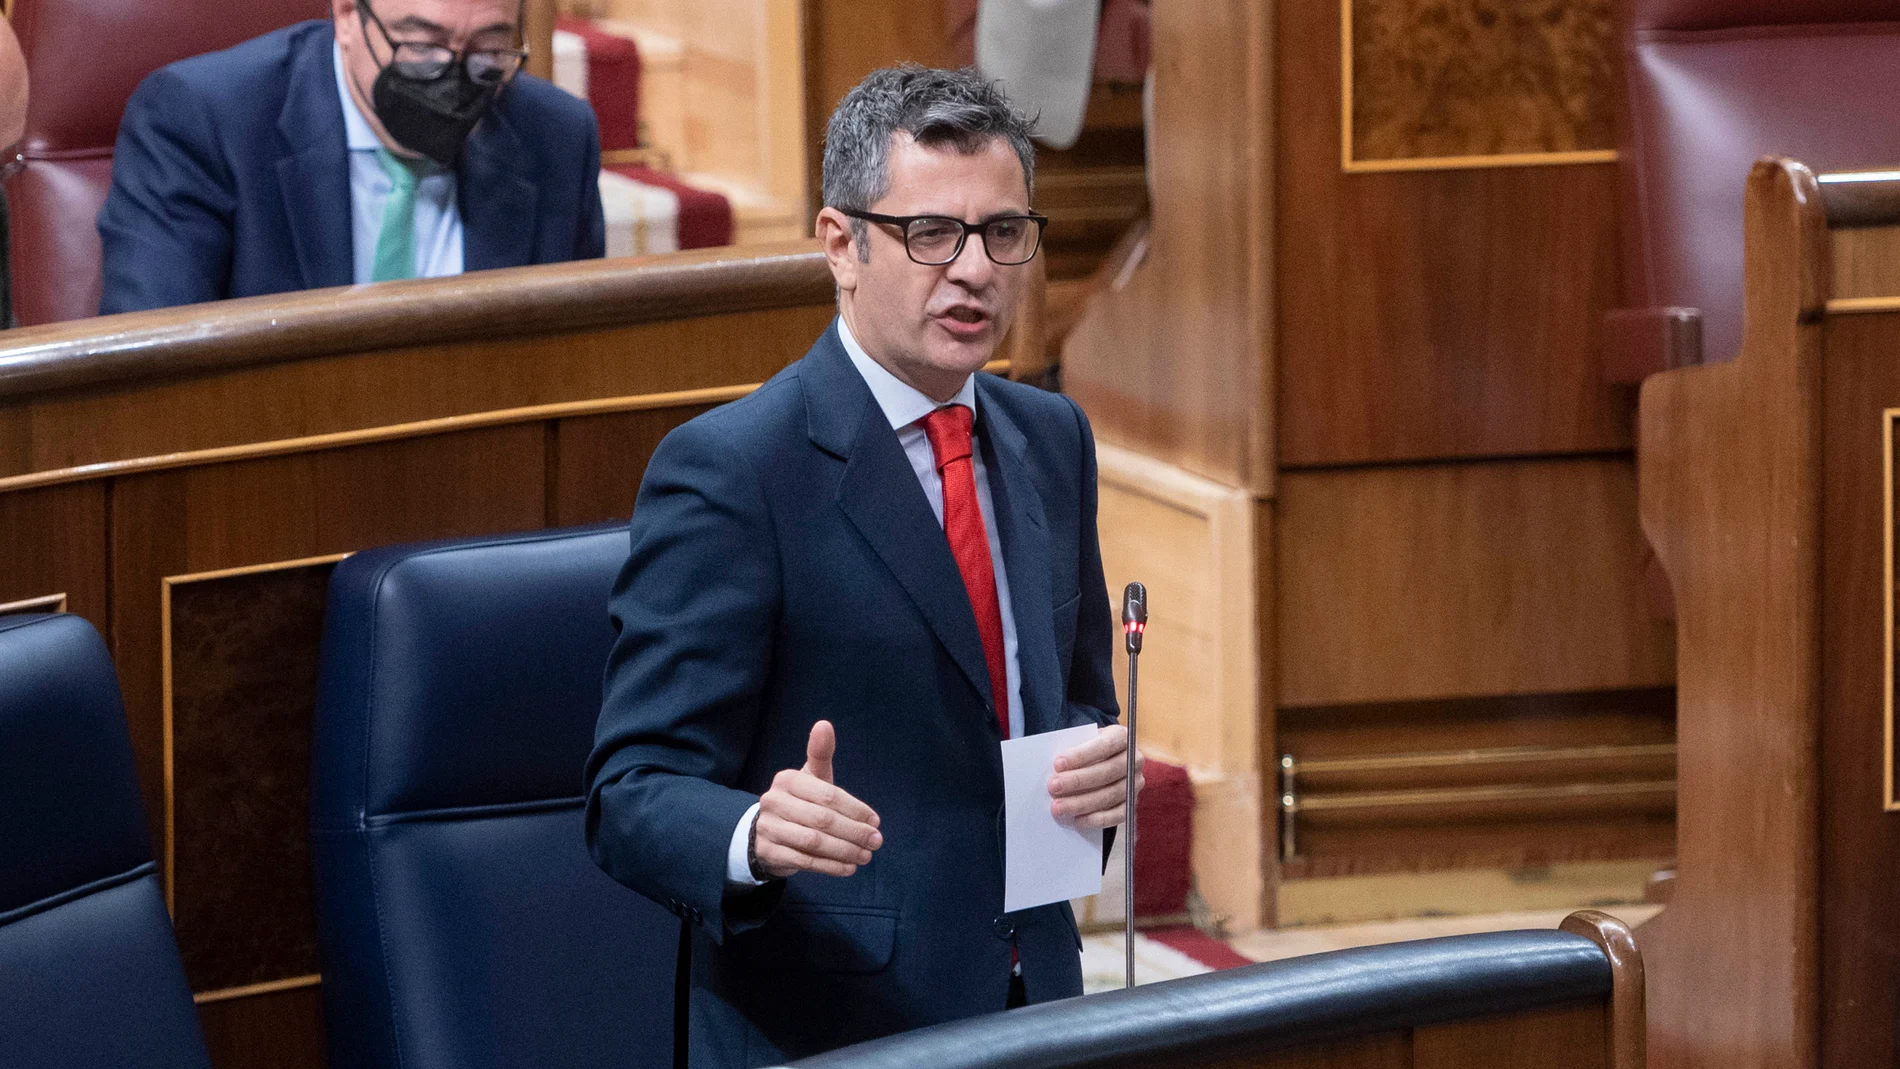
993,916,1016,940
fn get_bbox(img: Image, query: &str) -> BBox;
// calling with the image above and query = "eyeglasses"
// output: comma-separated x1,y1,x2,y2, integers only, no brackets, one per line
839,209,1048,266
358,0,529,86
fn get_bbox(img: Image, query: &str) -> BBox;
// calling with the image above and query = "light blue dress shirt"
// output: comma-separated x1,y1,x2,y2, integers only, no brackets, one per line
726,315,1024,886
333,43,464,283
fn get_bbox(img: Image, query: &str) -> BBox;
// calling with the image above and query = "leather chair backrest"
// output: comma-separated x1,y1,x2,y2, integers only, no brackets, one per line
1618,0,1900,366
311,524,675,1069
0,613,213,1069
5,0,326,326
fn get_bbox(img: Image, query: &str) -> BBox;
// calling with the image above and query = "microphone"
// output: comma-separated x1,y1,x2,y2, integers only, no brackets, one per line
1122,582,1147,653
1120,581,1147,990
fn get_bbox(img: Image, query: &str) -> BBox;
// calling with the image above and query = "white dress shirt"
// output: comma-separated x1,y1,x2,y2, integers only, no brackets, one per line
725,316,1024,886
333,44,464,283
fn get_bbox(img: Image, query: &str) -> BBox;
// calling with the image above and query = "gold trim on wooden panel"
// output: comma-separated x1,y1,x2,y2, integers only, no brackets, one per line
1829,296,1900,315
1292,742,1677,776
161,553,352,914
0,361,1012,496
0,592,68,614
1338,0,1619,174
192,974,322,1005
0,384,761,495
1291,779,1676,813
1345,150,1620,174
1886,408,1897,811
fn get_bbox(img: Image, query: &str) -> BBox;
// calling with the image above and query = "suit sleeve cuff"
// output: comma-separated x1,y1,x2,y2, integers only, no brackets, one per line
725,801,766,888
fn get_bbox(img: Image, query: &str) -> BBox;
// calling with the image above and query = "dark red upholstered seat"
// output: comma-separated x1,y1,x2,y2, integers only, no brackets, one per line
1609,0,1900,380
5,0,325,326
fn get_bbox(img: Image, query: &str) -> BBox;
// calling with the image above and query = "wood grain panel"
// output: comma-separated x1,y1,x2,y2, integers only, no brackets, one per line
1062,0,1274,491
169,562,336,993
1093,442,1268,930
1349,0,1615,163
1280,689,1676,761
111,426,547,990
0,482,107,628
5,306,830,481
1818,312,1900,1069
1278,688,1675,875
551,404,721,525
1414,1001,1605,1069
1280,0,1628,466
1830,225,1900,301
1285,813,1674,879
196,985,325,1069
1276,458,1675,707
800,0,949,217
1636,159,1826,1069
1198,1031,1411,1069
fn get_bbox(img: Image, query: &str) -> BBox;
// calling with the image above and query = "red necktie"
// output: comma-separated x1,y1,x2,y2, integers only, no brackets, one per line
922,404,1010,740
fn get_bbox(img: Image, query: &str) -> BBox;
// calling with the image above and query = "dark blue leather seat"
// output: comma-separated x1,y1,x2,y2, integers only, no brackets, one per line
0,613,213,1069
310,524,676,1069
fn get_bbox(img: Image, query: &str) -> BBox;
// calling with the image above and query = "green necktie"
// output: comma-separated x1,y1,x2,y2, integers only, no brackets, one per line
371,148,425,282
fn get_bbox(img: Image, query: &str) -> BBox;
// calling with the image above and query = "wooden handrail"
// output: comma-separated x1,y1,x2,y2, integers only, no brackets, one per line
0,240,834,400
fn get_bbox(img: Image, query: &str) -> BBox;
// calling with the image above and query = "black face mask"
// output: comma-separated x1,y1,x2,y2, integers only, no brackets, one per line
369,62,497,167
355,0,513,167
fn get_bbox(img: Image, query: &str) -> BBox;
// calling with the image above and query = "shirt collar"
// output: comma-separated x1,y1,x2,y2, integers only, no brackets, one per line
333,42,384,152
836,315,978,432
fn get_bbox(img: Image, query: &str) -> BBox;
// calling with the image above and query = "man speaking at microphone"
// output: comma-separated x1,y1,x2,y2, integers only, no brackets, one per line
585,66,1137,1067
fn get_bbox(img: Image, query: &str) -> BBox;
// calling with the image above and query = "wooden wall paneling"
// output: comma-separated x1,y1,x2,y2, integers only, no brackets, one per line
1277,0,1628,467
550,403,721,525
1093,442,1268,931
1061,0,1274,493
1279,689,1677,761
109,427,547,1064
1635,160,1827,1069
166,558,341,995
196,984,326,1069
1285,814,1674,880
2,306,832,482
1817,312,1900,1069
1275,458,1675,708
1033,109,1149,284
799,0,949,218
1413,1001,1606,1069
0,481,106,626
1829,225,1900,302
524,0,556,79
1243,1031,1411,1069
1345,0,1615,168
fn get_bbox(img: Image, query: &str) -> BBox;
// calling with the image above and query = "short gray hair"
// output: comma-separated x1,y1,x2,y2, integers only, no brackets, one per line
823,65,1037,255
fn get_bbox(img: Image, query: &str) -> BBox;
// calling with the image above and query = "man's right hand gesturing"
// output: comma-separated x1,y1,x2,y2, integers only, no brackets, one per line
752,720,884,879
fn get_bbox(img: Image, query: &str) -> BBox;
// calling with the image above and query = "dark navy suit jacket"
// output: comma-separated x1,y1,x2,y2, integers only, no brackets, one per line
585,323,1120,1067
97,20,605,315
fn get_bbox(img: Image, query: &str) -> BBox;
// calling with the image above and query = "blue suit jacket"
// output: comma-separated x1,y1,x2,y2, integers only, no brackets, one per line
97,20,605,315
585,324,1121,1067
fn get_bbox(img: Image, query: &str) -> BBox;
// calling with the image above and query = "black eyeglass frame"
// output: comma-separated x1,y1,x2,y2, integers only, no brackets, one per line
357,0,530,87
839,208,1050,266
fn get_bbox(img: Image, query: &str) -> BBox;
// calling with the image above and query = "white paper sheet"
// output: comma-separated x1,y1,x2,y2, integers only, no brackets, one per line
1002,724,1105,912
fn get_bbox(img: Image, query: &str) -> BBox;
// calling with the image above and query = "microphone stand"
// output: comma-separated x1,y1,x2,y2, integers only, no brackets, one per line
1121,582,1147,991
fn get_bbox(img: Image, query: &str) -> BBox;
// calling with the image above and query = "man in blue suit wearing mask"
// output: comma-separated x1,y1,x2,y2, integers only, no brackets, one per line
587,66,1141,1068
97,0,604,315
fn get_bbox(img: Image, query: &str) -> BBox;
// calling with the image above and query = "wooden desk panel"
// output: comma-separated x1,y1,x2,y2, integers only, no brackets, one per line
0,247,839,1069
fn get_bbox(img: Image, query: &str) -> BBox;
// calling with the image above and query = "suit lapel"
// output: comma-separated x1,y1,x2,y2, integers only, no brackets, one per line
275,25,353,290
806,327,998,712
459,107,537,271
976,379,1062,737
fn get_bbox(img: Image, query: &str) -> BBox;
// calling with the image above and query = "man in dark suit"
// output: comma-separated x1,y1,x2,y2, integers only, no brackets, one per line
586,66,1139,1068
96,0,604,315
